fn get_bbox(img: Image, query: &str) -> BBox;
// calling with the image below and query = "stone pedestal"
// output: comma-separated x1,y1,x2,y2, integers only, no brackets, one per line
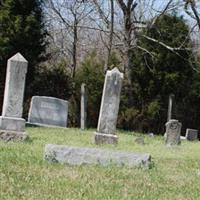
93,68,123,144
0,116,25,132
185,129,198,141
0,53,28,142
165,119,181,146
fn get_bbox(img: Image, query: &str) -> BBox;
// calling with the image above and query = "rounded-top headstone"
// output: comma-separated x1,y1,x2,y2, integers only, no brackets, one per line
165,119,182,146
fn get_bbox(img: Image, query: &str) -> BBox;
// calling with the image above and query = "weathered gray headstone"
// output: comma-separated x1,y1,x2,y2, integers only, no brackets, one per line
94,68,123,144
165,119,181,146
80,83,87,130
185,129,198,141
44,144,152,168
28,96,68,127
0,53,29,141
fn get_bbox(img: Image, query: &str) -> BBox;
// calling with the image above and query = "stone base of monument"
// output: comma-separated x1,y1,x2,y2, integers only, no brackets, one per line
0,130,29,142
44,144,152,168
93,132,118,144
0,116,25,132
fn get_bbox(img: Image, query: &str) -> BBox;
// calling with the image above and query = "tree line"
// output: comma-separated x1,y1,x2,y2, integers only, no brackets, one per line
0,0,200,134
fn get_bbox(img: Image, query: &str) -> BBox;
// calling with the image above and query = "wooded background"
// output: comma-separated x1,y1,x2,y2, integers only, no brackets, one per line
0,0,200,134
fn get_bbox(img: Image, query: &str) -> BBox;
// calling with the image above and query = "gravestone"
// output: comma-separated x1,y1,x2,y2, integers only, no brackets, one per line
167,94,174,121
165,119,181,146
0,53,29,141
185,129,198,141
44,144,152,168
94,67,123,144
28,96,68,127
80,83,87,130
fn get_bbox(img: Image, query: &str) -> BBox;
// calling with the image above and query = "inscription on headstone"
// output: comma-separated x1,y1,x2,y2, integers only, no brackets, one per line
28,96,68,127
94,67,123,144
165,119,181,146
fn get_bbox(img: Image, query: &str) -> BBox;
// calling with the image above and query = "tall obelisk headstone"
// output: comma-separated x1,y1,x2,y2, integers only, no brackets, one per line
167,94,174,121
94,67,123,144
81,83,87,130
0,53,29,141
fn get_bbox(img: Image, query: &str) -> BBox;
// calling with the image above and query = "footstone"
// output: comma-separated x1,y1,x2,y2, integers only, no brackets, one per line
165,119,181,146
44,144,152,168
0,130,29,142
185,129,198,141
94,68,123,144
28,96,68,128
135,137,145,145
94,133,118,144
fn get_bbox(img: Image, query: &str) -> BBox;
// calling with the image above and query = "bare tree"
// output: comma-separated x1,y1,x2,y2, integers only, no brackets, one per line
45,0,94,78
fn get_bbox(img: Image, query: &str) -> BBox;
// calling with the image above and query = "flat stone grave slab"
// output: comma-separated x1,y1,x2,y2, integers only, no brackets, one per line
0,130,29,142
44,144,152,168
27,96,68,128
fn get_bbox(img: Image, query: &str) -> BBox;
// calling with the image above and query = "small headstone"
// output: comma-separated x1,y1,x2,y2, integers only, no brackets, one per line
185,129,198,141
165,119,182,146
80,83,87,130
44,144,152,168
28,96,68,128
135,137,145,145
94,68,123,144
0,53,28,141
148,132,154,137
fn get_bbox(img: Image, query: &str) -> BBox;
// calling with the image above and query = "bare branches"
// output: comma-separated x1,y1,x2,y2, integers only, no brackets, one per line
184,0,200,31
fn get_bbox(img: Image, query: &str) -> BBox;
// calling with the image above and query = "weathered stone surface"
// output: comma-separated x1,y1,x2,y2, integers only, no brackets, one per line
94,132,118,144
28,96,68,127
2,53,28,118
167,94,174,121
0,117,25,132
94,68,123,144
0,53,28,140
185,129,198,141
0,130,29,142
135,137,145,145
80,83,87,130
165,119,181,146
44,144,152,168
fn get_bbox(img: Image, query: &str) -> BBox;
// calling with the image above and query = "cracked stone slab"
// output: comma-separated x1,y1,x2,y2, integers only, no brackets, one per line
0,130,29,142
44,144,152,168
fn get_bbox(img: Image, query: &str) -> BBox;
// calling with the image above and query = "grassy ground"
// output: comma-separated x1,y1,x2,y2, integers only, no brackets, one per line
0,127,200,200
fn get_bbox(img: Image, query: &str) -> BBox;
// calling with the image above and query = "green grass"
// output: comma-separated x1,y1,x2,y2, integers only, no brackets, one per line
1,128,200,200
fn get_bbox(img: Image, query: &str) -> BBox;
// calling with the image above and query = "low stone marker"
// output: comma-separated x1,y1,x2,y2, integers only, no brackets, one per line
27,96,68,128
94,68,123,144
0,53,29,141
44,144,152,168
165,119,181,146
185,129,198,141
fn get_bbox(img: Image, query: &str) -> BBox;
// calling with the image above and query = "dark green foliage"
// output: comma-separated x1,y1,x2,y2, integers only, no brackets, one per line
0,0,47,113
119,14,196,134
74,51,105,127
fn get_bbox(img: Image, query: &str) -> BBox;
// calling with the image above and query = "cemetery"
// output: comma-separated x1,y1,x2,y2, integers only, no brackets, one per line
1,0,200,199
